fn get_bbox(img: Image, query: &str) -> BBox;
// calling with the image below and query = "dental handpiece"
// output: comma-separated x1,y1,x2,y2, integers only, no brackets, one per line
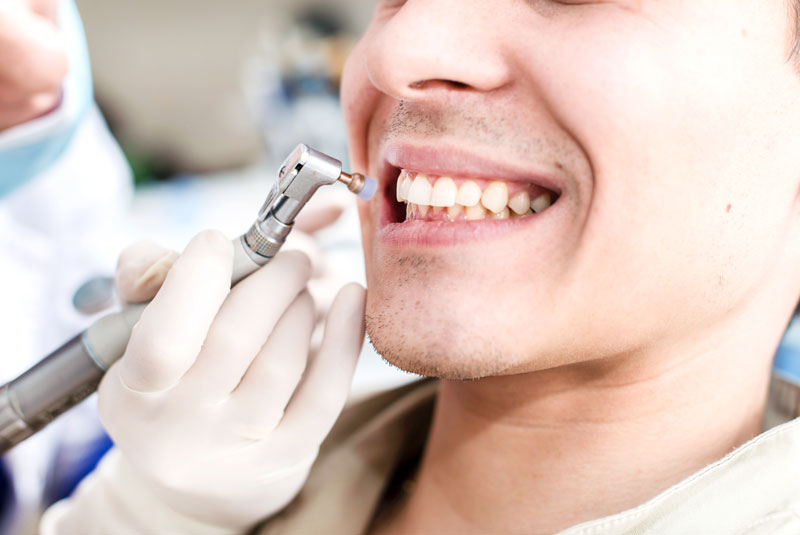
0,144,376,454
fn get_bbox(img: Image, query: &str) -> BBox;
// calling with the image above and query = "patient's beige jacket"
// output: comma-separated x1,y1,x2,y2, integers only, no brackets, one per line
256,376,800,535
41,375,800,534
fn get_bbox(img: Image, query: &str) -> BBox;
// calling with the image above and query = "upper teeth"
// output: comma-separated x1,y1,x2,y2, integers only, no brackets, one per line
396,171,554,220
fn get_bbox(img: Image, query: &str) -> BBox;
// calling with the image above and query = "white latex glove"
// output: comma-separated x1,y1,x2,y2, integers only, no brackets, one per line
41,230,366,534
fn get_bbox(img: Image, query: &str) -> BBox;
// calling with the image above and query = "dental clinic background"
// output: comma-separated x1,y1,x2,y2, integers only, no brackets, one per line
1,0,799,533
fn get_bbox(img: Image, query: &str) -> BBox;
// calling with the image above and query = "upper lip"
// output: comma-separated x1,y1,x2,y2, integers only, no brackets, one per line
380,141,565,194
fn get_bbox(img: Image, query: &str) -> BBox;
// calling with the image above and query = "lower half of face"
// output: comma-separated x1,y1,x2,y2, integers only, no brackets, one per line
344,1,800,380
361,174,580,379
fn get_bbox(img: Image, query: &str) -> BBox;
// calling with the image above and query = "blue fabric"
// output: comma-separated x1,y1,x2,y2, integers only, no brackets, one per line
774,345,800,383
0,460,16,535
774,319,800,383
0,0,93,197
43,431,113,506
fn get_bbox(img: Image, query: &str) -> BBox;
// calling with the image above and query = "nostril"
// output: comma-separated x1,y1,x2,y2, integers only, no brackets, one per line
409,79,471,91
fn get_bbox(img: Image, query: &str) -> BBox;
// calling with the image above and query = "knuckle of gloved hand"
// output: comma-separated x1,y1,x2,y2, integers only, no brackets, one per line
124,328,192,389
96,381,120,428
148,459,193,492
312,387,348,423
207,319,251,359
262,359,302,389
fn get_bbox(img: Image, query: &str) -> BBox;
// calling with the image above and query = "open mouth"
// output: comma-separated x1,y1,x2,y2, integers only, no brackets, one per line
389,169,560,223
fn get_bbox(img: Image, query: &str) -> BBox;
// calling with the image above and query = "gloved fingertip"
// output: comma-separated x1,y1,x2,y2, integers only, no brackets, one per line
185,230,235,276
330,283,367,328
338,282,367,302
192,229,234,257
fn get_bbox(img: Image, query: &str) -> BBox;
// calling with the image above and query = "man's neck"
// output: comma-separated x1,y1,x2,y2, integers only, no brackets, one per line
376,327,775,534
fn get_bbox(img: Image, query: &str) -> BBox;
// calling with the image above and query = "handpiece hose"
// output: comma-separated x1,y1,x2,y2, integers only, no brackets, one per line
0,144,375,453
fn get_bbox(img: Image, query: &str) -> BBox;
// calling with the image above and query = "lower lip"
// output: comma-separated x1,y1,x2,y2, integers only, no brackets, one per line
377,195,555,248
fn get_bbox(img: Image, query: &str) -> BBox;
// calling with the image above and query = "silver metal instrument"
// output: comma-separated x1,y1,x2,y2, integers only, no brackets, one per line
0,144,376,453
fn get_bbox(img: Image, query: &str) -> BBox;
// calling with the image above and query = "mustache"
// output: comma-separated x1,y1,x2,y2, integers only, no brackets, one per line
385,101,497,140
380,100,576,164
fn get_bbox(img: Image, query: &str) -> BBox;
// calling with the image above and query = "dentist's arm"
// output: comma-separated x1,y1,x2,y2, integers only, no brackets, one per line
41,232,367,534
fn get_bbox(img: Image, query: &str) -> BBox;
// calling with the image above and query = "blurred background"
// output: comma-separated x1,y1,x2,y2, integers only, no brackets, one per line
77,0,370,179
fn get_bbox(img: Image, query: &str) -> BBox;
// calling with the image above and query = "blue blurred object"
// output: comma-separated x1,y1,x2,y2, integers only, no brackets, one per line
357,176,378,201
43,431,113,506
0,461,16,535
774,317,800,384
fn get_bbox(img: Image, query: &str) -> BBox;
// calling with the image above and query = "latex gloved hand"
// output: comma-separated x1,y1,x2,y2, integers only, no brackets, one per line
0,0,67,131
41,230,366,534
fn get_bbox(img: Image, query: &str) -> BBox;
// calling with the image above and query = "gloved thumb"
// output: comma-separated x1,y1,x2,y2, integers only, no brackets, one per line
115,241,179,303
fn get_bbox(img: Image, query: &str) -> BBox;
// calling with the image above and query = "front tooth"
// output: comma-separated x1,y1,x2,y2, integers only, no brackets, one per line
531,192,553,213
508,191,531,215
407,175,432,205
418,204,430,217
456,181,482,207
399,175,412,202
430,177,457,207
396,177,405,202
491,207,510,219
481,181,509,214
447,205,463,221
465,204,487,221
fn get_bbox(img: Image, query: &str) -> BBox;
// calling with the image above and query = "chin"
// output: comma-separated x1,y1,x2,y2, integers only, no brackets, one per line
364,292,542,380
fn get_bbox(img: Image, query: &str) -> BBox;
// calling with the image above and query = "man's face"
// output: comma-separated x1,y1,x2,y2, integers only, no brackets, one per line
341,0,800,379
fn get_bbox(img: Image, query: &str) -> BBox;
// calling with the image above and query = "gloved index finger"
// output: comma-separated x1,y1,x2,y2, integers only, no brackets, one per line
120,231,233,393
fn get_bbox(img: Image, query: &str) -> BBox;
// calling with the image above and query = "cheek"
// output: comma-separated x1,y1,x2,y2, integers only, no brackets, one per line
342,36,382,173
357,200,374,267
537,9,798,313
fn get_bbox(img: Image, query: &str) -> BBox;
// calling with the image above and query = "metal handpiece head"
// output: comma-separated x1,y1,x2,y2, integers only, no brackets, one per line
278,144,343,204
246,144,375,263
259,144,375,225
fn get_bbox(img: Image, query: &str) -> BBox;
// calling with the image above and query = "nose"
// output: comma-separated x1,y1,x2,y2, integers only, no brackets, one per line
365,0,513,100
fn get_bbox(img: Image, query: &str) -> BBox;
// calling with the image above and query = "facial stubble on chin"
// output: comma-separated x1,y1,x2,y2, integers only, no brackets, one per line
365,252,512,381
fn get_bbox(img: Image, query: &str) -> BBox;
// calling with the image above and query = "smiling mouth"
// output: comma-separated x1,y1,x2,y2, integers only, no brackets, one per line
392,169,559,223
